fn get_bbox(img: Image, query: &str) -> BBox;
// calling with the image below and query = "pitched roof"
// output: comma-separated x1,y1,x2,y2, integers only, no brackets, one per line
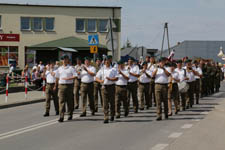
28,36,106,50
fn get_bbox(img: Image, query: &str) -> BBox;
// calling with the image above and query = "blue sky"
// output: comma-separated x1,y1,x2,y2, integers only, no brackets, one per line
1,0,225,49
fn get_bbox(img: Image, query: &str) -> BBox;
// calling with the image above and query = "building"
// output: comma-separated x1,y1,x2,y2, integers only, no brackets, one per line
121,46,158,60
158,40,225,63
0,3,121,70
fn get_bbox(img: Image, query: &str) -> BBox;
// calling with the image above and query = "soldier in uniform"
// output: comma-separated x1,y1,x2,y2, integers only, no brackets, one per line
115,60,130,118
215,63,222,92
55,55,77,122
93,57,103,112
185,59,199,108
42,61,59,117
200,59,208,97
96,57,117,123
193,60,202,104
138,62,151,110
74,57,82,109
168,62,180,115
126,57,140,113
147,56,156,107
175,60,188,111
80,57,96,117
152,57,171,121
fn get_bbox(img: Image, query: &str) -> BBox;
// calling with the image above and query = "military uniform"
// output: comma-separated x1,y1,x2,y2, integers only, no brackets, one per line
126,64,140,113
153,64,169,120
193,66,202,104
138,67,151,110
185,66,195,108
147,63,156,107
55,64,77,122
115,66,129,118
80,64,96,117
43,69,59,116
96,66,116,123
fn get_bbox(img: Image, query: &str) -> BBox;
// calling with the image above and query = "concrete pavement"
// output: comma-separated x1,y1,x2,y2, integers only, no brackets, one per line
0,91,45,109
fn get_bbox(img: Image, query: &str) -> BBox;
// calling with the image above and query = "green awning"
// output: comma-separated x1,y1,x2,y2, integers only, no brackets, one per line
27,36,106,50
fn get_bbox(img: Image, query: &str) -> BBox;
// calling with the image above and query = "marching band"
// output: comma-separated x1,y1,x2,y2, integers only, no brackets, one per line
42,55,223,124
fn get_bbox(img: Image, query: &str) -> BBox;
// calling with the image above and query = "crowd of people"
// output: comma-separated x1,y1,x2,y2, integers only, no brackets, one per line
32,55,223,124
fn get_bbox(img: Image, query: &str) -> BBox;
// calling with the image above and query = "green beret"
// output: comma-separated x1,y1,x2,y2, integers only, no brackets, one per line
84,56,91,61
117,60,124,65
61,55,69,60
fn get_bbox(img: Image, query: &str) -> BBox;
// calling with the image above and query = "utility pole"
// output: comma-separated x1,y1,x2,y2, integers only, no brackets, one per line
160,22,171,57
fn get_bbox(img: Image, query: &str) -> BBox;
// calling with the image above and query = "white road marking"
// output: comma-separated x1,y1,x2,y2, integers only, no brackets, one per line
151,144,169,150
0,115,79,140
192,119,201,122
181,124,193,129
200,111,209,115
168,132,183,138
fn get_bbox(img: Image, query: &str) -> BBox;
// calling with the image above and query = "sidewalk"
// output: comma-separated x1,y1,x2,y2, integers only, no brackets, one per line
165,97,225,150
0,91,45,109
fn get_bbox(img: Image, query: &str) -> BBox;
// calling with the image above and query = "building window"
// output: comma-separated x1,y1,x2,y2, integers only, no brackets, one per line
87,19,97,32
25,50,36,68
0,46,18,66
21,17,31,30
76,19,85,32
44,18,54,31
98,19,108,32
33,17,43,31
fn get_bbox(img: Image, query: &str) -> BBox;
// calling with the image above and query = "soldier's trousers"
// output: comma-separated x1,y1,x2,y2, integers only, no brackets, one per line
149,80,156,107
74,79,81,108
45,83,59,113
81,82,95,113
127,81,139,111
155,83,168,117
138,82,150,109
194,79,200,104
168,83,179,111
101,85,115,120
187,82,194,107
58,84,74,118
115,85,128,116
180,92,187,110
94,81,103,109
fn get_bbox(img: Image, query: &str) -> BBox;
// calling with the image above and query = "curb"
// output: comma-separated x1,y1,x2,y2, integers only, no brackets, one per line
0,99,45,109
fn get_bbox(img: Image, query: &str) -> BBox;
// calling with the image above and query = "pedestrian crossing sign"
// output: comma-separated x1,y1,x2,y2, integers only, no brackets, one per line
90,46,98,54
88,35,99,46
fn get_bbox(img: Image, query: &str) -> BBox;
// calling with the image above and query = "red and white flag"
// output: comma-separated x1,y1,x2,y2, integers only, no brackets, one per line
168,49,175,61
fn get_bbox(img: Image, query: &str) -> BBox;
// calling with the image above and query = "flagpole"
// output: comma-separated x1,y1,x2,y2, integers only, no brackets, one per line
109,18,115,60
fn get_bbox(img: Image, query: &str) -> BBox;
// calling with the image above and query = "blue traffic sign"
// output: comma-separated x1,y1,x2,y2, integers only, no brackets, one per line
88,35,99,46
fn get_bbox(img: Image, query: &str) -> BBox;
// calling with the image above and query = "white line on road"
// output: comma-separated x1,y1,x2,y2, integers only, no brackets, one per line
192,119,201,122
181,124,193,129
200,111,209,115
168,132,183,138
151,144,169,150
0,115,79,140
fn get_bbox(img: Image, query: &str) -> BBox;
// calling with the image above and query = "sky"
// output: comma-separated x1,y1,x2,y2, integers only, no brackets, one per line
1,0,225,49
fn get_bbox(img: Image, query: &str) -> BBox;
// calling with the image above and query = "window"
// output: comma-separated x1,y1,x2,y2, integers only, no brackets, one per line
21,17,31,30
0,46,18,66
76,19,85,32
25,50,36,68
99,19,108,32
87,19,97,32
33,17,43,31
45,18,54,31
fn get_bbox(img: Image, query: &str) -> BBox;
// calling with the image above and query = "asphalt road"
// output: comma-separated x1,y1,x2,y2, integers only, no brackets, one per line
0,83,224,150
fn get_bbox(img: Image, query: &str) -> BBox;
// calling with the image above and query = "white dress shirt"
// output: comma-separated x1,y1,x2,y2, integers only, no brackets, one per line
139,69,151,83
126,65,140,83
170,71,179,83
175,68,186,82
45,70,56,83
154,68,169,84
115,69,129,86
80,65,96,83
75,64,83,79
55,65,77,84
96,67,116,85
183,66,195,82
193,66,202,79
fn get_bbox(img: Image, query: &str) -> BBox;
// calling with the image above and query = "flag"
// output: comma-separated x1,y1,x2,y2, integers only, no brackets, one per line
106,18,118,51
218,46,224,58
168,49,175,61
